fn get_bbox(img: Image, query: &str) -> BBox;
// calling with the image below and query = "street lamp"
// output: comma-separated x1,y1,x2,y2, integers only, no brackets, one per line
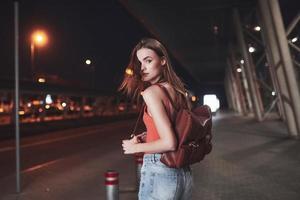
84,58,95,89
85,59,92,65
30,30,48,80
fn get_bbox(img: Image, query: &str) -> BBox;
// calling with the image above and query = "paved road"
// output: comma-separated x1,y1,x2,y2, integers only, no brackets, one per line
0,119,140,200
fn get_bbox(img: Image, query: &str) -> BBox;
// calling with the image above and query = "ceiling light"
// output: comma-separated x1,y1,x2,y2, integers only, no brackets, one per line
254,26,261,31
291,37,298,43
249,46,256,53
213,25,218,35
85,59,91,65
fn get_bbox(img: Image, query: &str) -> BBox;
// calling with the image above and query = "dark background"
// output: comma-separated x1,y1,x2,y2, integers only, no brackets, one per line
0,0,299,108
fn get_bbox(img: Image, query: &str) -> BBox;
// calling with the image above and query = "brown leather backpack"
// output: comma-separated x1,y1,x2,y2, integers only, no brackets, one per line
158,85,213,168
160,105,213,168
131,84,213,168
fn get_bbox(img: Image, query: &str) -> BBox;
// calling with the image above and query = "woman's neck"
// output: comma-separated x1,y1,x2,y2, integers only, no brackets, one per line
150,76,166,85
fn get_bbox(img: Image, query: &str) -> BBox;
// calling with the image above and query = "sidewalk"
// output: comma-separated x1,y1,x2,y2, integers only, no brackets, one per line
191,111,300,200
1,111,300,200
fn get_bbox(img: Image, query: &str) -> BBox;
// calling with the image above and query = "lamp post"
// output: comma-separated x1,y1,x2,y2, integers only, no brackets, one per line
30,30,48,80
85,58,95,89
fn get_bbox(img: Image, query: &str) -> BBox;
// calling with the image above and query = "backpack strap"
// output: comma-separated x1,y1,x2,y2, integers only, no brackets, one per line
154,83,178,112
130,103,145,138
155,83,179,119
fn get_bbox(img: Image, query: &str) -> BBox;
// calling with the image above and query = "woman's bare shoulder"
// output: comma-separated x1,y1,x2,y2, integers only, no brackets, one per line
142,83,176,104
142,85,163,101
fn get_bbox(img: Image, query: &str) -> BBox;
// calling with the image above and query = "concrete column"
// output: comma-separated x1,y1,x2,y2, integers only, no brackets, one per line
268,0,300,136
224,70,235,110
257,6,285,120
230,69,246,115
233,9,264,121
225,67,236,111
228,47,248,115
227,74,236,111
227,59,242,114
229,71,242,113
240,63,254,114
258,0,299,137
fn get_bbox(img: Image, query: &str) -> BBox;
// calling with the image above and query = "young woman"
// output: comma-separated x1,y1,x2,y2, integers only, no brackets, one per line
119,38,193,200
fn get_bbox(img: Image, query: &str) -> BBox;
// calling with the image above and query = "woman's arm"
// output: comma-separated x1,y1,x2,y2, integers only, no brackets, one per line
122,85,177,154
129,132,147,143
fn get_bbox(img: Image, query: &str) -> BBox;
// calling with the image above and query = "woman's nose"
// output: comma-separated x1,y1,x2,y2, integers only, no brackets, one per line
141,64,146,71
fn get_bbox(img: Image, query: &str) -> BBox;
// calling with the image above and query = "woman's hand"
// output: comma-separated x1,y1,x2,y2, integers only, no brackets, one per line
122,139,138,154
136,131,147,143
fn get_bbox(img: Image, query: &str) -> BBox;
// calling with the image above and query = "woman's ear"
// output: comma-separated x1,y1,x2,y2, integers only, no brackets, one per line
161,57,166,66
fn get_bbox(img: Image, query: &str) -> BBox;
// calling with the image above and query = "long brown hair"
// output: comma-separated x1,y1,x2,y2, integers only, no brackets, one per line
118,38,191,110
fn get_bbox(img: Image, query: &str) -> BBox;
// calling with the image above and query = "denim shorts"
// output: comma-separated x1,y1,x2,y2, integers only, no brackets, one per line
138,153,193,200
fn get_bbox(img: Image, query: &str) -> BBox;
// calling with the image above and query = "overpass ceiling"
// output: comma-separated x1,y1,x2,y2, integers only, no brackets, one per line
120,0,257,84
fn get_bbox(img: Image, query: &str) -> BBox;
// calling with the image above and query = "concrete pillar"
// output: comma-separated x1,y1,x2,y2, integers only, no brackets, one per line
227,58,243,114
269,0,300,136
225,67,235,111
228,47,248,115
226,69,236,111
257,8,285,120
225,79,230,110
233,9,264,121
240,63,254,114
258,0,299,137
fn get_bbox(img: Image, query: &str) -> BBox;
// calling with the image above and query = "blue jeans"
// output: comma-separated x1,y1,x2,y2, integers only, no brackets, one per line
138,153,193,200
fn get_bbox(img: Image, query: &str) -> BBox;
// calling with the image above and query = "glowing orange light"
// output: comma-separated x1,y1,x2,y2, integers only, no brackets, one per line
125,68,134,76
32,100,40,105
83,105,92,111
118,105,125,111
191,96,197,102
19,111,25,115
38,78,46,83
31,30,48,47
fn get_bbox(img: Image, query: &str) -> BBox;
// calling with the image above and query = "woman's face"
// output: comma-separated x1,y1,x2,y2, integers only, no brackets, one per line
136,48,165,84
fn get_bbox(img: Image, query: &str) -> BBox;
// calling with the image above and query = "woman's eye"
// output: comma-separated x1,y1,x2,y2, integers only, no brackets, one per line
146,60,152,63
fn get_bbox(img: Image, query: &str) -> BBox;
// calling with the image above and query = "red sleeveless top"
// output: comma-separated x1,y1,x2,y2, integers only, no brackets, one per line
142,85,177,143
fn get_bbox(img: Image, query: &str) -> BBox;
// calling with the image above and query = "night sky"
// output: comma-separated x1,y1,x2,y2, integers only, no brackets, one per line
0,0,155,93
1,0,298,97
